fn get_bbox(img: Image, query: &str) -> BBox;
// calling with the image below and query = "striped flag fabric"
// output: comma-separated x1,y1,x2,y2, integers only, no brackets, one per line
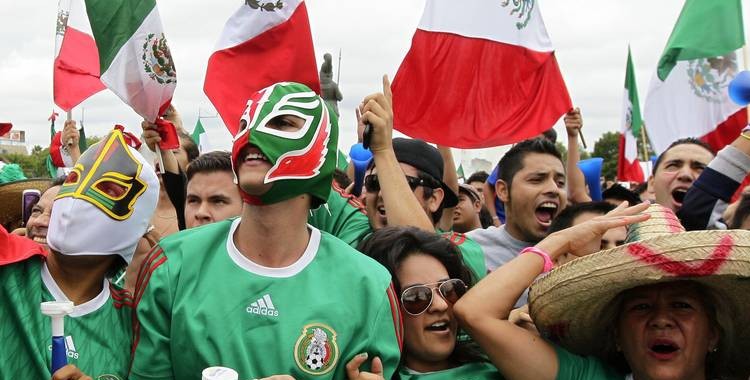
391,0,571,148
204,0,320,135
84,0,177,121
617,47,645,183
53,0,105,111
643,0,746,153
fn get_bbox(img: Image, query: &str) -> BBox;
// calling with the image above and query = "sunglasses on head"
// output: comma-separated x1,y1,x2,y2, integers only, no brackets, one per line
400,278,467,316
364,174,439,193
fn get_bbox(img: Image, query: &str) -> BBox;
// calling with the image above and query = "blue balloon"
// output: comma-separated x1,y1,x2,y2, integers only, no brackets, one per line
729,70,750,106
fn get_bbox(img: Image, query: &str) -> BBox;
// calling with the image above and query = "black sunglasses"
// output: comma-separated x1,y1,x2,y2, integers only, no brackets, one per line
400,279,467,316
364,174,438,193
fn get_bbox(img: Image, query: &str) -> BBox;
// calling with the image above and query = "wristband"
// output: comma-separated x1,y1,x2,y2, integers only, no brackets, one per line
520,246,554,273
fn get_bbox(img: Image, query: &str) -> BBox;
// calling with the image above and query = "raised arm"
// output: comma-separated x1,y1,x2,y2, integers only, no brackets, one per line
564,108,592,203
678,131,750,230
361,75,433,231
437,145,459,231
454,202,649,380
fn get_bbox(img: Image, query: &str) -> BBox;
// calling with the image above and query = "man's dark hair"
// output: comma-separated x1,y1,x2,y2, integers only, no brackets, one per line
730,193,750,229
497,138,563,190
631,181,648,196
478,205,493,229
186,151,232,181
332,169,351,189
418,170,445,225
549,201,615,234
602,184,641,206
652,138,715,174
466,171,489,185
358,226,486,366
542,128,557,144
178,131,200,163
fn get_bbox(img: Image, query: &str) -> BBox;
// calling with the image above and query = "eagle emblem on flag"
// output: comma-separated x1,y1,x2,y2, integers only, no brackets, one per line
500,0,535,29
687,52,737,103
142,33,176,85
245,0,284,12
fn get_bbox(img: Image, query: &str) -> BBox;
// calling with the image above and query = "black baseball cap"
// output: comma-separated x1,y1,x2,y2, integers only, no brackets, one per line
392,138,459,207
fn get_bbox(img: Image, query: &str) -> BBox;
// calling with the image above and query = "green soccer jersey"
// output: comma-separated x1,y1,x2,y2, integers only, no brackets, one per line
398,362,503,379
130,218,403,379
0,257,133,379
310,186,487,281
308,183,372,248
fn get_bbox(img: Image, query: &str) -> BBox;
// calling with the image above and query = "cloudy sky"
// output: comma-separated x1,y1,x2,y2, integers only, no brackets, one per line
1,0,747,162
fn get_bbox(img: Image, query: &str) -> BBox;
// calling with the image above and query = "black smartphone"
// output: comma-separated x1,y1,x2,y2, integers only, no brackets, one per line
21,189,41,227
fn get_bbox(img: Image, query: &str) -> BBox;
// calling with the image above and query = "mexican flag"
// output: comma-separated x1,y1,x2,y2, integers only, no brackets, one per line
54,0,105,111
191,119,210,154
84,0,176,121
391,0,571,148
643,0,746,153
204,0,320,136
618,47,645,183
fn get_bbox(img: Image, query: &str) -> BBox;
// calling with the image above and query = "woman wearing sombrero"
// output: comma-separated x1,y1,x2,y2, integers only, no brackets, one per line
454,202,750,380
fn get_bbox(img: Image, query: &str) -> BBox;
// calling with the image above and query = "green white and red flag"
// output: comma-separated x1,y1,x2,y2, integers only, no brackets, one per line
53,0,105,111
391,0,571,148
84,0,177,121
204,0,320,135
618,47,645,183
643,0,746,153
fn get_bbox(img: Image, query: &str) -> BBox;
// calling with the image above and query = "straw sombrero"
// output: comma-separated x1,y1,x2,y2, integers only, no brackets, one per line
0,176,52,227
529,204,750,376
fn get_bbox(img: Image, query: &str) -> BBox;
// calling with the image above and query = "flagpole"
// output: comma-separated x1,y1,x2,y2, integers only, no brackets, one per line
65,109,73,148
336,48,342,85
639,122,650,163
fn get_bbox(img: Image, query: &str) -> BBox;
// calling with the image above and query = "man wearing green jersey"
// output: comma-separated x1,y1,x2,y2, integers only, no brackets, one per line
130,81,403,379
0,128,159,379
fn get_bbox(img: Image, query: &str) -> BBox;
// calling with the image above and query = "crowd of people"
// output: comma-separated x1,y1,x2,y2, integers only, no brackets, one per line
1,76,750,380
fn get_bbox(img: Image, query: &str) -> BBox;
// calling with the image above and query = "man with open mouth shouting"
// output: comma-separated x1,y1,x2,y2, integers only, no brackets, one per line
467,138,567,305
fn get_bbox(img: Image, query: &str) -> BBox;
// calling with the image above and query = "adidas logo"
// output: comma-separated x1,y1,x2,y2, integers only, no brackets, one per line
246,294,279,317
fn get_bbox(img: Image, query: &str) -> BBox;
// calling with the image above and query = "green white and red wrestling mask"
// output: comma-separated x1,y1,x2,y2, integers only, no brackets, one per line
231,82,338,208
47,128,158,263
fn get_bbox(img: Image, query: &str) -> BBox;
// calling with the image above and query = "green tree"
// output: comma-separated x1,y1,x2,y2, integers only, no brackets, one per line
593,131,621,181
2,135,101,179
555,142,591,163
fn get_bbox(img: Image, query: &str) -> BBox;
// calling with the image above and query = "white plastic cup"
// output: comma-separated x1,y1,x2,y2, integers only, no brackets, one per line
202,367,239,380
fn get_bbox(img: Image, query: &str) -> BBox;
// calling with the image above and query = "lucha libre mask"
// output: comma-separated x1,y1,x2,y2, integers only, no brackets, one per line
231,82,339,208
47,128,158,263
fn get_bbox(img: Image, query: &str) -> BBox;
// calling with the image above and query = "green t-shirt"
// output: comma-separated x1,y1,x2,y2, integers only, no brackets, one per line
308,183,372,248
130,218,403,379
0,257,132,379
310,187,487,281
398,362,503,379
554,344,625,380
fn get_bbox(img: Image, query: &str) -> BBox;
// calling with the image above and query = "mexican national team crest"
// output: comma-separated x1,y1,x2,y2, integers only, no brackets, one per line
687,52,737,104
294,323,339,375
142,33,176,85
500,0,535,29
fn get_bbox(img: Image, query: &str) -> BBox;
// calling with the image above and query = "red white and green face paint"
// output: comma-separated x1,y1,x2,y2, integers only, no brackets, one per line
231,82,338,208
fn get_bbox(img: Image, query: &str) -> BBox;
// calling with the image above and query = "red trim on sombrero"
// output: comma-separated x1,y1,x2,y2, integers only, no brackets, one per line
659,208,683,233
627,235,733,276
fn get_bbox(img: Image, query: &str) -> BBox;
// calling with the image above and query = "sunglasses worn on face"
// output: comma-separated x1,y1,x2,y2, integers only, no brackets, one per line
400,278,467,316
364,174,438,193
